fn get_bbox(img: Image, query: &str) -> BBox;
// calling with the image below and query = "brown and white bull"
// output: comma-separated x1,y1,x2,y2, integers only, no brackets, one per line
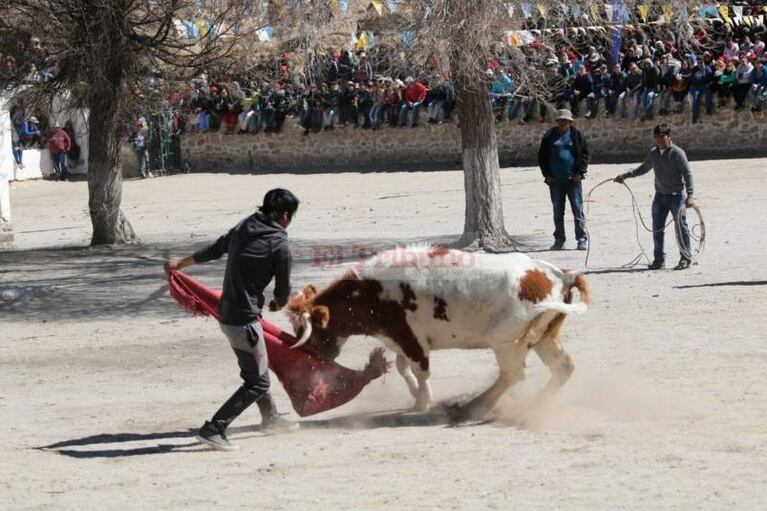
286,246,589,419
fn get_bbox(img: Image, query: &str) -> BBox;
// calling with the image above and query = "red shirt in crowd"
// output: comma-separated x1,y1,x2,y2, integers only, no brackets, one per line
402,81,427,104
47,128,71,154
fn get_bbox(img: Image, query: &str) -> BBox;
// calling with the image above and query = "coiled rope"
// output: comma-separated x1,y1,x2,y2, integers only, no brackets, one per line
583,178,706,268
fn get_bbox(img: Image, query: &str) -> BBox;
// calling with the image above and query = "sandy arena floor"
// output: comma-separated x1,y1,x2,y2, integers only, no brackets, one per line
1,158,765,510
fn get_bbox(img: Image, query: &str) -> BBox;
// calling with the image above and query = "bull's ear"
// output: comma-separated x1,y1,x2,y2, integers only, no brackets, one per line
311,305,330,328
303,284,319,300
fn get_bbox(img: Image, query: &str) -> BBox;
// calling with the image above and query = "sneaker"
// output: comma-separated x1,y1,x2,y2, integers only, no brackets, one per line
550,241,565,251
196,421,239,451
261,414,300,433
674,258,692,271
648,259,665,270
576,240,588,251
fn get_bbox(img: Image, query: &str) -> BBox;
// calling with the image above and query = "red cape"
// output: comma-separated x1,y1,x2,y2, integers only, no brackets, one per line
167,271,388,417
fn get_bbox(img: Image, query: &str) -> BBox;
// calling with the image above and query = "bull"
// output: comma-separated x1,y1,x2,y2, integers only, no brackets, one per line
286,246,589,420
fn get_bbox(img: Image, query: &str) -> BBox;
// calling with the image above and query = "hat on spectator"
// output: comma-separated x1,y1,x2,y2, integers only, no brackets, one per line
28,116,39,124
554,109,574,122
404,76,414,84
486,68,494,77
210,85,219,93
395,78,405,87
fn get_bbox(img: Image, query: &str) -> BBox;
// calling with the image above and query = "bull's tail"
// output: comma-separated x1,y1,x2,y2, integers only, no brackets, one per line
534,272,590,315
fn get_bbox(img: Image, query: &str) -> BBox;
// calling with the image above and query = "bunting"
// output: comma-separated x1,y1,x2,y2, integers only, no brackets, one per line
403,31,415,48
257,26,274,41
369,0,383,15
718,5,730,23
340,0,349,13
590,5,600,19
569,4,581,18
538,4,547,18
661,5,672,20
604,5,613,21
637,4,649,23
387,0,398,13
521,3,532,18
356,31,368,51
681,6,689,21
732,6,743,19
507,4,515,18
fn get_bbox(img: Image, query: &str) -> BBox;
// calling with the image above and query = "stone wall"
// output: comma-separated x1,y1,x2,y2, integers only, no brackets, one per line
180,108,767,173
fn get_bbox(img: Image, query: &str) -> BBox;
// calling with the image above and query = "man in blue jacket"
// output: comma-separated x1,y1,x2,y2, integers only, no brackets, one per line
165,188,300,450
538,109,591,251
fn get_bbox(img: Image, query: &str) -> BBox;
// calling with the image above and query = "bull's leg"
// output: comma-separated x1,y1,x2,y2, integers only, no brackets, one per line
532,314,575,398
449,342,527,422
395,354,419,398
412,363,432,412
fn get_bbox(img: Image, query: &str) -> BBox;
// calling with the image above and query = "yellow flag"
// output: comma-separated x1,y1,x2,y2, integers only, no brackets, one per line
331,0,339,14
538,4,547,18
370,0,384,15
662,5,673,20
590,5,600,19
196,20,208,38
718,5,730,23
637,5,649,22
356,31,368,51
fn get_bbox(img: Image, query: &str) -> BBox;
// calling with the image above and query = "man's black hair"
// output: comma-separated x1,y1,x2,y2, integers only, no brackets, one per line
653,123,672,136
259,188,300,222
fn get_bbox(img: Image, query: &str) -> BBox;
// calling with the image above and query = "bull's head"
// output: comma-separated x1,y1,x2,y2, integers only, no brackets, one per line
285,284,339,358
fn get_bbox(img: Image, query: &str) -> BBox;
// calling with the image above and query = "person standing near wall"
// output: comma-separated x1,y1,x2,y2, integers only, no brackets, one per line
614,123,695,271
129,122,150,178
537,108,590,251
47,123,71,181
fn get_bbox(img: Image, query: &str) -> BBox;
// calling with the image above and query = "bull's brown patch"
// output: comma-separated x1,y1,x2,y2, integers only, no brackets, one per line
433,297,449,321
428,246,450,258
300,278,429,370
518,269,554,304
400,283,417,311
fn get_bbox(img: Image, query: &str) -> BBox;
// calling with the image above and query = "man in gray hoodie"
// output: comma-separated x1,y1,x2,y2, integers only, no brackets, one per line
165,188,300,450
615,124,695,270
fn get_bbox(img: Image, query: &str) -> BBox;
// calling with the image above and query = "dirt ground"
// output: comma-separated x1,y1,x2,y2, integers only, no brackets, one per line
1,158,765,510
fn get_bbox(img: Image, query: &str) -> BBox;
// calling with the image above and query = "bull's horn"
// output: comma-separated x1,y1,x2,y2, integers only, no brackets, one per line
290,312,312,349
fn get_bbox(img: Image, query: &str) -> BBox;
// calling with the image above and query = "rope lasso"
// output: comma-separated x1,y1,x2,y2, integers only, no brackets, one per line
583,178,705,269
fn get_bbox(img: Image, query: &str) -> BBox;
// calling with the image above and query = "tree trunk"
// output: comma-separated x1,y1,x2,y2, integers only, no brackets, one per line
452,70,516,252
87,93,136,246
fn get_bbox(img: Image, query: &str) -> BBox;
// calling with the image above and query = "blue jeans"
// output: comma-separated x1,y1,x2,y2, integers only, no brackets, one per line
642,88,657,118
651,193,691,262
51,151,67,177
13,145,23,165
690,87,713,123
399,101,422,127
137,148,149,177
549,180,587,244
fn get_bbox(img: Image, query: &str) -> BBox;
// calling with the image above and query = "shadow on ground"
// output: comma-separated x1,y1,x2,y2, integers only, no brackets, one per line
37,405,481,459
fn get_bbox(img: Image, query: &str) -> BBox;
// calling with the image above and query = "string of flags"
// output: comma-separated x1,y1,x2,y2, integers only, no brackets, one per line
176,3,767,46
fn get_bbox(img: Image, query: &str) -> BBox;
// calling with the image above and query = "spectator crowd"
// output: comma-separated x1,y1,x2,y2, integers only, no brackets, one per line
166,5,767,138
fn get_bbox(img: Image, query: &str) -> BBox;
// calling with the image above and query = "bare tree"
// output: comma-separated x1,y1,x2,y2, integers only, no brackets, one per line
0,0,255,245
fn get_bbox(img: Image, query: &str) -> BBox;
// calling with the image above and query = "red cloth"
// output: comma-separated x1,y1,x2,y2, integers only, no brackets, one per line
167,271,388,417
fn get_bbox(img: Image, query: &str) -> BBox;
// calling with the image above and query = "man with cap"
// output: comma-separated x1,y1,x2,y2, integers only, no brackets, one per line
537,108,590,251
17,116,41,148
47,122,72,181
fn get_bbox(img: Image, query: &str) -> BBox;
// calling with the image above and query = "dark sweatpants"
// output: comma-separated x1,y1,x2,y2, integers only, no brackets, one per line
208,320,275,433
